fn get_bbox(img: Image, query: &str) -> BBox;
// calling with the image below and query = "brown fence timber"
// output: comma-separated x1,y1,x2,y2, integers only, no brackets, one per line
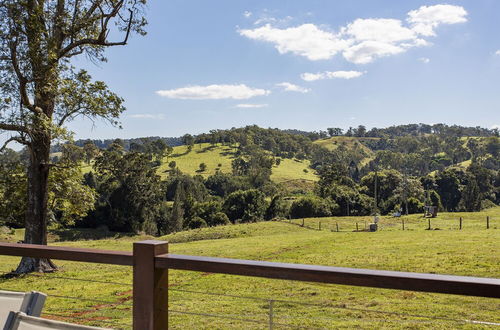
0,240,499,330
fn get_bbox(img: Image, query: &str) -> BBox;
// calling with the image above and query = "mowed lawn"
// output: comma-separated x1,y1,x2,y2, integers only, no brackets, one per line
0,209,499,329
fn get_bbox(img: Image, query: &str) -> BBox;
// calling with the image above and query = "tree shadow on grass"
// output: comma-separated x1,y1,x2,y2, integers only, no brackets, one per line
50,228,135,242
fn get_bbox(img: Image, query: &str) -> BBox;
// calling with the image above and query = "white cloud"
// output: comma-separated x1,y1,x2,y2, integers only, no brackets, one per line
343,18,417,43
343,40,406,64
238,23,351,60
276,82,310,93
129,114,165,120
418,57,430,63
243,11,252,18
239,4,466,64
495,50,500,56
491,124,500,130
156,84,270,100
407,5,468,36
235,103,268,108
301,70,364,81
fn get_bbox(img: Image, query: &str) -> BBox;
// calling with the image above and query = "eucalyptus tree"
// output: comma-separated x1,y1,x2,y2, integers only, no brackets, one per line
0,0,147,273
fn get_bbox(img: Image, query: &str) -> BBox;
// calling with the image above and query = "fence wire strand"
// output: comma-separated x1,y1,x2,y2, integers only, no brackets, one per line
169,287,500,326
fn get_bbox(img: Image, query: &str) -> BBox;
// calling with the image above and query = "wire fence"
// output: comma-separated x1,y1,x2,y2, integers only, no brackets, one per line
1,267,500,329
0,270,133,329
286,215,497,233
167,287,500,329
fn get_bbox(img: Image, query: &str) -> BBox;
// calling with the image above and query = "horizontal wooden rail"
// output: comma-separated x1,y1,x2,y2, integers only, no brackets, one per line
0,242,133,266
157,254,500,299
0,242,499,299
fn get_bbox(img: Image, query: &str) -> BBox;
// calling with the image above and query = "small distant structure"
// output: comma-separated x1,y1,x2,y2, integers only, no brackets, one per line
424,206,438,218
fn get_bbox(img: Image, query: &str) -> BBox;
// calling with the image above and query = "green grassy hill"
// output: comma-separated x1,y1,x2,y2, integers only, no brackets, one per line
1,207,499,329
157,143,318,182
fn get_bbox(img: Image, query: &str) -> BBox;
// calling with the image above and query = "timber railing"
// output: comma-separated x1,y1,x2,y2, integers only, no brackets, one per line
0,240,499,329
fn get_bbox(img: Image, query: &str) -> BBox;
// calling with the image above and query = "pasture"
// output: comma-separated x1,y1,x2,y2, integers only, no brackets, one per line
156,143,318,182
1,207,499,328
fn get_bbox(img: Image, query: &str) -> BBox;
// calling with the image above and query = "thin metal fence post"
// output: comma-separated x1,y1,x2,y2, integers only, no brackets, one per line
133,240,169,330
269,299,274,330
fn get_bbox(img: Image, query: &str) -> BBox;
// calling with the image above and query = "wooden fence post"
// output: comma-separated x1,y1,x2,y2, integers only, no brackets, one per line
336,222,339,232
356,222,359,231
459,217,462,230
487,216,490,229
402,219,405,231
428,218,431,230
319,221,321,230
302,219,304,227
133,240,169,330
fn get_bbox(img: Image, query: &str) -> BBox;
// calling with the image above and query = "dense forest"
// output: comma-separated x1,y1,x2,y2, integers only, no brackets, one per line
1,123,499,236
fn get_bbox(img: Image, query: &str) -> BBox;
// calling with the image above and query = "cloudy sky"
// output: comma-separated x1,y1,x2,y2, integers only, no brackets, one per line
70,0,500,139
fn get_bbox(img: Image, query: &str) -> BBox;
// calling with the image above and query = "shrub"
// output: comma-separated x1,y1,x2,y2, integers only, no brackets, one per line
223,189,267,223
187,216,207,229
290,196,337,219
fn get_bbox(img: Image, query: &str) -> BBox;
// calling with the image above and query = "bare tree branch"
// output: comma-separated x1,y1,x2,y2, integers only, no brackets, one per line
57,1,133,59
0,135,28,152
0,122,29,133
9,40,39,114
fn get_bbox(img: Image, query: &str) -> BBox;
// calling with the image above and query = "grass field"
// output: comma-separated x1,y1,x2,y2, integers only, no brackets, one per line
156,143,318,182
1,207,499,329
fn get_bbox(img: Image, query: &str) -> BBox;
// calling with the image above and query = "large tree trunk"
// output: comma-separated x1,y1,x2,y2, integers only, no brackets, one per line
15,134,57,273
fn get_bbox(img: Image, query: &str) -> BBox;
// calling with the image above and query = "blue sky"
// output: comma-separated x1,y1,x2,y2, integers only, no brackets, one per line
69,0,500,139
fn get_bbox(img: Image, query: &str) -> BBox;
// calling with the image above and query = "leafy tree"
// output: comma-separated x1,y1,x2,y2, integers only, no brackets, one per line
187,216,207,229
164,173,208,201
1,148,95,228
290,196,337,219
265,195,290,220
435,169,462,211
199,162,207,172
204,172,248,197
170,183,185,232
223,189,267,223
93,147,163,234
183,134,195,152
83,141,99,164
459,175,482,212
0,0,147,273
0,149,26,226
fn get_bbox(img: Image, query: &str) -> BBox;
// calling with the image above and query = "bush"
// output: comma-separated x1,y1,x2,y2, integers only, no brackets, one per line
290,196,337,219
223,189,267,223
266,195,290,220
210,212,230,226
187,216,207,229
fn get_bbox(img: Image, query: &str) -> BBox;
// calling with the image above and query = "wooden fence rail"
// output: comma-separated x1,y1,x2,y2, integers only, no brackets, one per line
1,241,499,330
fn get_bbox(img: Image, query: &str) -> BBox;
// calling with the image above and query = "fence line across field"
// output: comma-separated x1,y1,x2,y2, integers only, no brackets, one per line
288,216,496,232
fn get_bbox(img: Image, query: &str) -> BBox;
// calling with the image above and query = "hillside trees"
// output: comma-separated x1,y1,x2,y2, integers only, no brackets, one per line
0,148,95,228
223,189,267,223
91,144,163,234
0,0,147,273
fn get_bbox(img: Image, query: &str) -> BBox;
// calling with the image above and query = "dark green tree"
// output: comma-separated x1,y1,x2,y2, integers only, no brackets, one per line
223,189,267,223
0,0,147,273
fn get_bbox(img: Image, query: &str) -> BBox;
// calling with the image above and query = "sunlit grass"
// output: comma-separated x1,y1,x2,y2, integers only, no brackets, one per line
1,207,499,329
